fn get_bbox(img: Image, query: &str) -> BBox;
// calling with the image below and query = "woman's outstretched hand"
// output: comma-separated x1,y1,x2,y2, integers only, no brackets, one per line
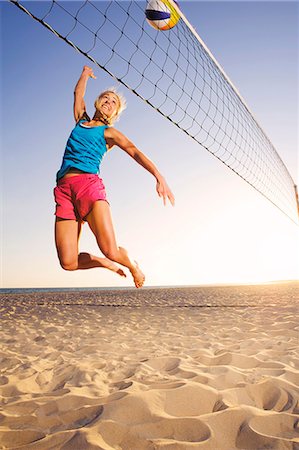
82,65,96,79
156,176,175,206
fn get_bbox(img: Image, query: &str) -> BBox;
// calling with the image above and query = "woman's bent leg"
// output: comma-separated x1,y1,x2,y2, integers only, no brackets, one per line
55,218,82,270
86,201,145,288
54,217,126,276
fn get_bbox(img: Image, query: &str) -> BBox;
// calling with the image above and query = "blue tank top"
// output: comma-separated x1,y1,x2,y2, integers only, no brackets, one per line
56,119,109,181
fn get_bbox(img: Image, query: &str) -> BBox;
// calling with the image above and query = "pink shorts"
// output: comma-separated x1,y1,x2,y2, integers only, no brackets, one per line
54,174,108,221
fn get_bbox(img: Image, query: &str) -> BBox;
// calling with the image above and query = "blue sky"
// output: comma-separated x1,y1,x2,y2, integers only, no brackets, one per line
1,1,298,288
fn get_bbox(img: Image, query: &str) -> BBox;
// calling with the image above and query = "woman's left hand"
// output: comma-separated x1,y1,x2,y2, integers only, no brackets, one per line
156,176,175,206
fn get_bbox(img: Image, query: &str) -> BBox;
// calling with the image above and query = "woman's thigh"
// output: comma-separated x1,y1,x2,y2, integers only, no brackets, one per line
55,218,82,269
86,200,118,257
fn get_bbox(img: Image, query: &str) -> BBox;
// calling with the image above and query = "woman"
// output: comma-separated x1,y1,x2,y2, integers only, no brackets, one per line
54,66,175,288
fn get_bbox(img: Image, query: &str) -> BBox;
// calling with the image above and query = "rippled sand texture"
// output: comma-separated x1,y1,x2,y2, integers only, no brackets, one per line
0,285,298,449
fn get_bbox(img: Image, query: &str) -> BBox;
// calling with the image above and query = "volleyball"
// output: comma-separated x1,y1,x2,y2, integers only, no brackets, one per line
145,0,180,31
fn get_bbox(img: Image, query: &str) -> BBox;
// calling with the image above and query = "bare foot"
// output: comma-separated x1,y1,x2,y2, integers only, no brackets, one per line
130,261,145,288
102,259,126,278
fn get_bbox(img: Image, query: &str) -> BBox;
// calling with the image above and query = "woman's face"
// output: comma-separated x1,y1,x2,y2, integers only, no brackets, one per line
98,92,120,118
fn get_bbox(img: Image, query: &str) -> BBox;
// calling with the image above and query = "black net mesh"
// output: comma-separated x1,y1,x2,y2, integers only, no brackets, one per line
9,0,299,223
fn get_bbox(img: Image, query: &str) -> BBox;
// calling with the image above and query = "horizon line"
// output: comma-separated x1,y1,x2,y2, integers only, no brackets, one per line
1,279,298,291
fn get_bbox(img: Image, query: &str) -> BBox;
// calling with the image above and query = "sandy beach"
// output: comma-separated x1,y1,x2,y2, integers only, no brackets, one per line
0,283,298,449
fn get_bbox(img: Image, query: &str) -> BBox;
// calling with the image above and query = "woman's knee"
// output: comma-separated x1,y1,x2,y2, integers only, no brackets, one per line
59,257,78,271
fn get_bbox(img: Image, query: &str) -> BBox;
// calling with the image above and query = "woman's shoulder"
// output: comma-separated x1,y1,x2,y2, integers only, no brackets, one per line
104,126,121,136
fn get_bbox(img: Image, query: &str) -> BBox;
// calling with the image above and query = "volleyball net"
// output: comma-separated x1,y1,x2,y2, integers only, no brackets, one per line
9,0,299,223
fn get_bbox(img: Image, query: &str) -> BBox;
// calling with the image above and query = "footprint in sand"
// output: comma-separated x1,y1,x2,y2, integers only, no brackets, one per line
144,357,181,372
249,413,299,442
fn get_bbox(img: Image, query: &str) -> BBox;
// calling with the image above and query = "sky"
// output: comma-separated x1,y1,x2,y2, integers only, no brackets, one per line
1,1,298,288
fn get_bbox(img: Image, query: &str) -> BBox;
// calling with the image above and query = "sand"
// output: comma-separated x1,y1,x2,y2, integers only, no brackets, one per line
0,284,298,449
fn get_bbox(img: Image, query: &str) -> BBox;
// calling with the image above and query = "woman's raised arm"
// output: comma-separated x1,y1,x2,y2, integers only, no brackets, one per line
73,66,96,122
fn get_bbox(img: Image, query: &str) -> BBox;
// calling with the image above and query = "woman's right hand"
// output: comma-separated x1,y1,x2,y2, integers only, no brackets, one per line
82,65,96,79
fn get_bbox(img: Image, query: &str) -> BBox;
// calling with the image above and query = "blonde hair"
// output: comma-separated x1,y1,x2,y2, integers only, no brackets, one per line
94,87,127,126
